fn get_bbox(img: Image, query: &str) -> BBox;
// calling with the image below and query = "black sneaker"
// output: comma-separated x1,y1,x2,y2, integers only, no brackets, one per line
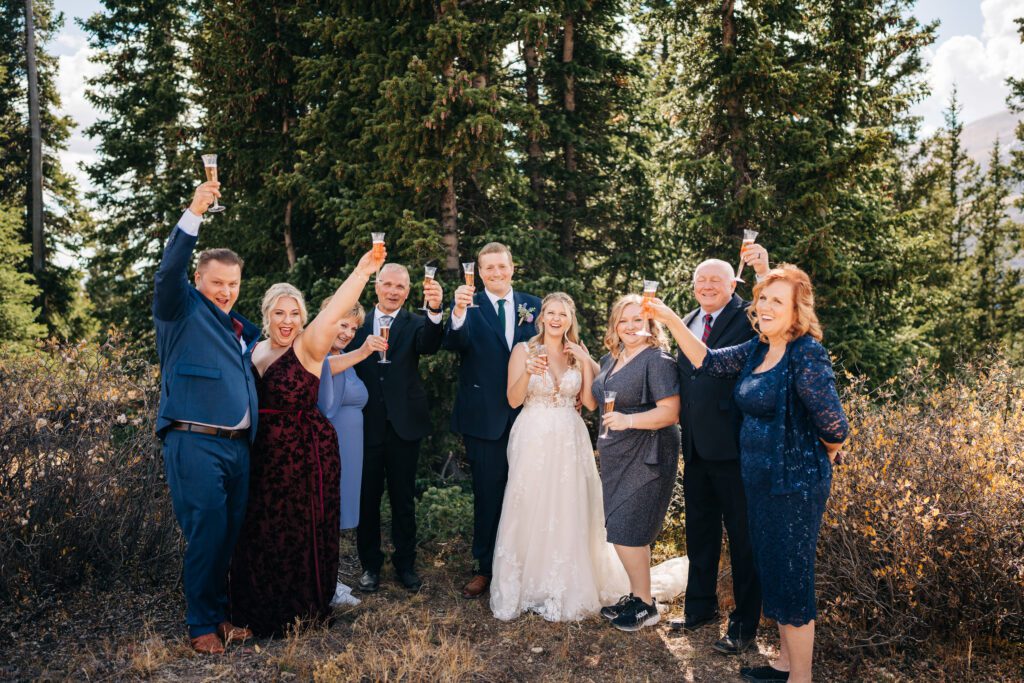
740,666,789,681
600,594,636,621
611,597,660,632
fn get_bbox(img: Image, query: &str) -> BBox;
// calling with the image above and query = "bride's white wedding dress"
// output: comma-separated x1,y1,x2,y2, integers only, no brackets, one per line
490,362,690,622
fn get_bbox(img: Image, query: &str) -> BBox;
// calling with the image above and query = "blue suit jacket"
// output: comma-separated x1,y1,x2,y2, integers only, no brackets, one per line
442,290,542,440
153,226,260,441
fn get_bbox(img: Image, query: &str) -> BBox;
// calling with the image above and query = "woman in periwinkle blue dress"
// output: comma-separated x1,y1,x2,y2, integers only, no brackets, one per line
317,300,385,604
651,265,848,683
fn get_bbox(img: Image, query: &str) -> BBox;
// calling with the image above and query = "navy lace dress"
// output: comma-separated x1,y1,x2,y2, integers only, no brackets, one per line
701,334,848,626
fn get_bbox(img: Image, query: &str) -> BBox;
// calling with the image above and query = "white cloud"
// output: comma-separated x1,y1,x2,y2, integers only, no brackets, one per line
54,31,101,199
916,0,1024,133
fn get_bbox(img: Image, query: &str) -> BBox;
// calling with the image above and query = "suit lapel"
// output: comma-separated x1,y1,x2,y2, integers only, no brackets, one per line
706,295,744,348
683,308,700,329
512,292,536,345
386,309,408,346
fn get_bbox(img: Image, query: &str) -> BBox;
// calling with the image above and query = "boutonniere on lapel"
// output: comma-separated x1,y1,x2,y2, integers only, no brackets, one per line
517,303,536,326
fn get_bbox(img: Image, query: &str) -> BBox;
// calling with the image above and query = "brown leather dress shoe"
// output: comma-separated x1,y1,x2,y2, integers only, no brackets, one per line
461,574,490,599
217,621,253,646
190,632,225,655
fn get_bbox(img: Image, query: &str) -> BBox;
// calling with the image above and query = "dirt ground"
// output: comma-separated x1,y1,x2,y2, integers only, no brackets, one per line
1,540,1018,682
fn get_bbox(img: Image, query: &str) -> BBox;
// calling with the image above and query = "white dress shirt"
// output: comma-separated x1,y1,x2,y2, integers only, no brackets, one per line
373,305,441,335
688,305,726,340
450,288,514,349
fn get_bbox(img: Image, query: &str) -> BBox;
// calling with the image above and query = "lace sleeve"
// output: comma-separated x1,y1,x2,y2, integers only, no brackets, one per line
702,338,758,379
793,339,849,443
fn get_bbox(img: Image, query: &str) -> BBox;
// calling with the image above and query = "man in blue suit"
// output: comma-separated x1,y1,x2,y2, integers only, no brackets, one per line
442,242,541,599
153,181,260,654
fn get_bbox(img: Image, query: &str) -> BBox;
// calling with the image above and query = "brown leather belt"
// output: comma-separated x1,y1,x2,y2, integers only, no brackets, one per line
171,421,248,440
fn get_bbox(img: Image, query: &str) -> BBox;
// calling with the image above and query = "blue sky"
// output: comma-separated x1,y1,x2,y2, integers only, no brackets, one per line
51,1,1023,193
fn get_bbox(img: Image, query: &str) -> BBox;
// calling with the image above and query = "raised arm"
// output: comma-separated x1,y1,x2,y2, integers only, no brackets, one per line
441,285,475,351
297,249,383,365
647,298,708,368
327,335,386,375
153,182,220,321
565,340,597,411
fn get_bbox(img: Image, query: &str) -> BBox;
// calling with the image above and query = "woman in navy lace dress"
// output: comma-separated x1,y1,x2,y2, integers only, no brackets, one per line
652,265,848,683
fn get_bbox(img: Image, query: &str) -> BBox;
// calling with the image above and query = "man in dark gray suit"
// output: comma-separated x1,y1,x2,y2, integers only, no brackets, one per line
669,246,770,655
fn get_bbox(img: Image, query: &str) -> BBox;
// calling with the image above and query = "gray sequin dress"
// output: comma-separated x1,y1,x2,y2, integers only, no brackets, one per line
591,347,681,547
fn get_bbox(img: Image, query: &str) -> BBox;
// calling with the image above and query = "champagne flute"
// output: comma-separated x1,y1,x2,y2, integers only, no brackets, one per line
419,265,438,311
634,280,658,337
734,229,759,283
462,262,478,308
378,315,393,364
532,344,550,385
370,232,385,283
599,391,617,439
201,154,226,213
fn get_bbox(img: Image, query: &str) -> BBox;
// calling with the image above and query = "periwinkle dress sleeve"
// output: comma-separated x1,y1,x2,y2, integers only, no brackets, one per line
701,338,759,379
792,339,849,443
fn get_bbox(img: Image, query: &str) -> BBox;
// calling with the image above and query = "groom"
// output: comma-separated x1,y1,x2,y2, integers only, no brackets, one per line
442,243,541,599
153,181,260,654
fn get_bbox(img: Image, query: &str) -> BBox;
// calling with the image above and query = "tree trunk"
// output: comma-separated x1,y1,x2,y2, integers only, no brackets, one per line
441,174,459,270
561,13,576,260
720,0,750,237
25,0,43,275
524,29,545,230
281,113,297,269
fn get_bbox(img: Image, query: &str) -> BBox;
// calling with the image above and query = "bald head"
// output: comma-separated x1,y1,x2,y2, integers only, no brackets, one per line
693,258,737,314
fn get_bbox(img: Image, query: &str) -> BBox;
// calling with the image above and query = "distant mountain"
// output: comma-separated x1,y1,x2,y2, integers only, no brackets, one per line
961,110,1022,171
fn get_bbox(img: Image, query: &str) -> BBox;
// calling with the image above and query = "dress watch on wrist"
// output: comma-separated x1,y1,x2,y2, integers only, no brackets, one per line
427,304,444,314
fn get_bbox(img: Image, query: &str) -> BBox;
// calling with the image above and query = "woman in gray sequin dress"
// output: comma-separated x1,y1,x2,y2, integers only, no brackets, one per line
590,294,681,631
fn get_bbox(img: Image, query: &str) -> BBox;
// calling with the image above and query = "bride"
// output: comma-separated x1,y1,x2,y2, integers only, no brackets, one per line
490,293,632,621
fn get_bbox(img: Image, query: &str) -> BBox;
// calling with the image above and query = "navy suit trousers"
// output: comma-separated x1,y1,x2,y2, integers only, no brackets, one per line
463,425,511,577
162,431,249,637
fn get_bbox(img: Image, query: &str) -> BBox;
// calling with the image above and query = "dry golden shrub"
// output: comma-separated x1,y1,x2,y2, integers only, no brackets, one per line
818,360,1024,649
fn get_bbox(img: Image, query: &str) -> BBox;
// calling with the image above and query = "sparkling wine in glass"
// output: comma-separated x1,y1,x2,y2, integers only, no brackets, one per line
735,229,759,283
201,154,226,213
635,280,658,337
370,232,385,283
599,391,618,439
462,262,478,308
419,265,437,311
378,316,393,364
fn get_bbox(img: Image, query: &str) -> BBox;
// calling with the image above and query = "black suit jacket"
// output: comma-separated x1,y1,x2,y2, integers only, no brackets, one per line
678,294,756,462
352,308,443,447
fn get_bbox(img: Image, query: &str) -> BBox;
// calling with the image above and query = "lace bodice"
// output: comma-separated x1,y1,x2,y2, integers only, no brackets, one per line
523,366,582,409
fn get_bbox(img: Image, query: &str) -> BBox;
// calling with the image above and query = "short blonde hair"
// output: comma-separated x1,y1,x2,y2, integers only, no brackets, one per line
477,242,513,265
747,264,823,342
603,294,669,358
319,296,365,326
261,283,308,337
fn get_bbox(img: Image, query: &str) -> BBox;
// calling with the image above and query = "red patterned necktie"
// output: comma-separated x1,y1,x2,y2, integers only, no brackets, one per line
701,313,713,343
232,318,244,340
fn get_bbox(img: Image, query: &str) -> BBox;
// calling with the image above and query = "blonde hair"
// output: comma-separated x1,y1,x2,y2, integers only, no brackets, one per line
603,294,669,357
528,293,582,367
260,283,308,337
747,264,823,342
319,296,366,326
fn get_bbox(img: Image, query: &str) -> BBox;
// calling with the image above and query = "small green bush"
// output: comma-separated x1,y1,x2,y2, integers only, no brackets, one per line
417,485,474,545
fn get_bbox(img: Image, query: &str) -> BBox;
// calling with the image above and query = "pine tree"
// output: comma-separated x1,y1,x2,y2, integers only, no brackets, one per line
968,141,1024,355
640,0,936,378
81,0,198,350
0,0,91,338
0,202,44,346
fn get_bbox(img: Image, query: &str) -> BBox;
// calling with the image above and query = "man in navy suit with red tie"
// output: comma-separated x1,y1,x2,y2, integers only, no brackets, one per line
153,181,259,654
442,243,542,599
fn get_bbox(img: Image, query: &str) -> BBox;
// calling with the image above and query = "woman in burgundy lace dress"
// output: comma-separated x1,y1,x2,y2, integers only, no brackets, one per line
228,248,383,636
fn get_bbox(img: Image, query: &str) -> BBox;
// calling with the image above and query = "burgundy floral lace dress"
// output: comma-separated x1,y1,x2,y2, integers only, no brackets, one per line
228,346,340,636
